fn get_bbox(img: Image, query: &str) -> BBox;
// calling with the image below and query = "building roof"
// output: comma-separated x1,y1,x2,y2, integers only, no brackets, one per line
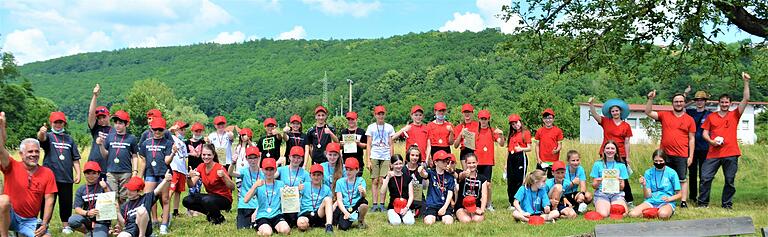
579,101,767,112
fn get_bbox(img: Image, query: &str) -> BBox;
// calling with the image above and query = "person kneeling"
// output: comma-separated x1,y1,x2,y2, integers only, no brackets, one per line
69,162,112,237
455,154,489,223
111,173,170,237
297,164,335,233
418,151,456,225
629,150,681,220
512,170,560,222
381,155,416,225
244,158,290,236
334,158,369,230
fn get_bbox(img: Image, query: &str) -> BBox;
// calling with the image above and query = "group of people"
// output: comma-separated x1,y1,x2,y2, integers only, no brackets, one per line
0,72,750,236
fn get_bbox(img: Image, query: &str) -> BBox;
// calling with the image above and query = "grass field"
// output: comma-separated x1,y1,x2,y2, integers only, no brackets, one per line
4,140,767,236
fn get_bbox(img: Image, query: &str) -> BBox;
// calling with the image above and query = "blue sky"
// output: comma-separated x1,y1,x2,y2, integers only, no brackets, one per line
0,0,759,64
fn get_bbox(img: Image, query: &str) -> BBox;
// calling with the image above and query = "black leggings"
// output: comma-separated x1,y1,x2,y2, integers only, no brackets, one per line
183,193,232,223
41,182,73,223
506,152,528,206
618,159,634,202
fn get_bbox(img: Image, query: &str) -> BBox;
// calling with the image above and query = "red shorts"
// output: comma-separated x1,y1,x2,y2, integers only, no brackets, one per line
169,171,186,192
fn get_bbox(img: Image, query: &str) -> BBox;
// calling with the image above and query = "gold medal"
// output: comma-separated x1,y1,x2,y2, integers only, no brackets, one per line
438,139,443,144
347,207,353,212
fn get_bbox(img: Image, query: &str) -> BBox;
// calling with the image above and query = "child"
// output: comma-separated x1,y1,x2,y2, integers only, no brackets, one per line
629,149,681,219
512,169,560,222
417,150,456,225
297,164,334,233
341,112,368,177
381,155,415,225
334,158,369,230
534,108,564,178
276,146,310,226
244,158,291,236
111,173,171,237
282,114,306,160
545,161,577,219
452,104,479,170
257,118,284,162
590,141,630,218
233,128,256,183
403,146,425,216
505,114,532,210
564,150,593,213
305,106,339,166
69,162,111,237
208,116,235,168
228,146,263,229
393,105,429,164
455,154,489,223
365,105,395,212
474,110,505,211
168,121,189,218
426,102,453,164
137,117,176,234
184,122,206,216
320,142,346,189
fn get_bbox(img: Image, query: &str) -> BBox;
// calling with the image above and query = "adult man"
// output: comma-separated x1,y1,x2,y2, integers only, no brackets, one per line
698,72,750,209
684,89,712,203
645,90,696,208
0,112,57,237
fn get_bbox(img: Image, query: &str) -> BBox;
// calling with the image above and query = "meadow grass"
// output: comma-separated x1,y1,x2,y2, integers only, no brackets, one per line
4,140,767,236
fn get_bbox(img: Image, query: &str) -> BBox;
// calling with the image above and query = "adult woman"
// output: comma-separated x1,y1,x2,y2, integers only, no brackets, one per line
589,97,635,206
183,144,235,224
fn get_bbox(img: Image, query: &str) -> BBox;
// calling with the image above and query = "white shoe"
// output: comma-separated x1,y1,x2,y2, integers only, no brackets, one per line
578,203,588,213
507,206,515,211
159,225,168,235
487,204,495,212
62,226,73,235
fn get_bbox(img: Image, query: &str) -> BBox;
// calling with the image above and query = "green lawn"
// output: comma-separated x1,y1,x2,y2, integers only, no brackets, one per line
8,141,768,236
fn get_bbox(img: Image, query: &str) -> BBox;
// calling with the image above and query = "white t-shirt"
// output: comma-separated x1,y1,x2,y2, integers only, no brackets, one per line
234,143,256,173
208,131,234,164
170,134,189,174
365,123,395,160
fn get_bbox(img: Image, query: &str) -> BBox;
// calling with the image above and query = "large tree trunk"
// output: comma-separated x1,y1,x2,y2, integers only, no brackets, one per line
714,1,768,37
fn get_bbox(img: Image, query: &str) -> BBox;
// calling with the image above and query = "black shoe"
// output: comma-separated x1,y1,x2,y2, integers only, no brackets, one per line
325,224,334,233
680,201,688,208
722,205,733,210
696,202,708,208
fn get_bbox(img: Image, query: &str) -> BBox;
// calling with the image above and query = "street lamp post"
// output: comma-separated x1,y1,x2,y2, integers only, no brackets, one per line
346,79,354,112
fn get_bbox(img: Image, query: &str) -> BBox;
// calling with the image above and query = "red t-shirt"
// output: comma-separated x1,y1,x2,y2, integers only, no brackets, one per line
599,117,633,158
507,130,532,152
195,163,233,202
427,121,453,148
475,127,500,165
453,120,479,150
535,126,564,162
2,160,57,218
657,111,696,158
702,110,743,159
403,123,429,158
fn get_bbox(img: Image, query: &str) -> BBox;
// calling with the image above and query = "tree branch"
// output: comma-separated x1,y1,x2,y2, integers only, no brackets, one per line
714,1,768,37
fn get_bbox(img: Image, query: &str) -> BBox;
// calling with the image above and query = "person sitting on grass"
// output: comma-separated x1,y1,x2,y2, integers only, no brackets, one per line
417,150,456,225
244,158,291,236
563,150,593,213
629,149,681,219
297,164,335,233
334,158,369,230
545,161,577,219
590,140,629,218
455,154,489,223
111,173,170,237
381,154,415,225
512,169,560,222
276,146,311,228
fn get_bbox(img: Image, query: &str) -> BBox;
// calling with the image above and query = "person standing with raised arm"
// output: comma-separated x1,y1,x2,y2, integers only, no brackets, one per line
38,111,82,234
87,84,112,180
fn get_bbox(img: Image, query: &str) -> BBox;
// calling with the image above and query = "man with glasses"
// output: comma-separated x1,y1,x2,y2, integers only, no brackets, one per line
645,90,696,208
0,111,57,237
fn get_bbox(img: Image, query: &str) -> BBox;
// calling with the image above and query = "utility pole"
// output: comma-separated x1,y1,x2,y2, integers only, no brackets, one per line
346,79,354,112
323,71,328,108
340,95,344,116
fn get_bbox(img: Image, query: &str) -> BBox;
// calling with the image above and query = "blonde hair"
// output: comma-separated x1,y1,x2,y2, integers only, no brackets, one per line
523,169,546,188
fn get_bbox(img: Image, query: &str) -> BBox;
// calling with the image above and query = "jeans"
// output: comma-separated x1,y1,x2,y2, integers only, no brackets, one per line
698,156,738,207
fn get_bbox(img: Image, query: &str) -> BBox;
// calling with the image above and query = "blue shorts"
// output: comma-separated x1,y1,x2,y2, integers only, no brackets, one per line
644,201,676,211
144,175,164,183
594,190,625,203
9,207,49,237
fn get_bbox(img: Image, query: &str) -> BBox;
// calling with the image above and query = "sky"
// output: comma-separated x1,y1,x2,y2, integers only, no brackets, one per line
0,0,759,65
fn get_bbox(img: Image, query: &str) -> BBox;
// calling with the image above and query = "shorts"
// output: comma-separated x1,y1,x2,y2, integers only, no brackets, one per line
170,171,187,192
122,221,152,237
666,156,688,181
459,148,474,161
644,201,676,211
299,212,326,227
564,192,580,205
477,165,493,181
68,214,110,237
370,159,391,178
255,215,286,231
283,213,298,227
9,207,49,237
107,172,132,201
594,190,625,203
423,206,454,218
236,209,256,229
144,175,164,183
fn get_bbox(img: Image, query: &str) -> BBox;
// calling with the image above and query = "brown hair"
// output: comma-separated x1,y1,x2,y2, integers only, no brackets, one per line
523,169,546,188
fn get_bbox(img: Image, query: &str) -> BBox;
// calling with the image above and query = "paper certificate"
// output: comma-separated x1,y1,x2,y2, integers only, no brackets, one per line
601,169,621,194
462,130,476,150
95,192,118,221
281,186,300,213
413,182,424,201
342,134,358,153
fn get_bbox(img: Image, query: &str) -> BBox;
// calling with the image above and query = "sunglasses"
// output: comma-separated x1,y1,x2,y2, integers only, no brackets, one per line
96,108,108,114
152,128,165,132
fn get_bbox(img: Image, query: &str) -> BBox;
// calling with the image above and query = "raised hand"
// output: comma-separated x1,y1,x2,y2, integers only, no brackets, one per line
99,178,108,189
39,123,48,134
742,72,751,81
647,90,656,99
93,84,101,96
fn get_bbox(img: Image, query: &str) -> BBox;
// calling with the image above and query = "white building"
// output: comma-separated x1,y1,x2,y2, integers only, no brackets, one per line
579,102,766,145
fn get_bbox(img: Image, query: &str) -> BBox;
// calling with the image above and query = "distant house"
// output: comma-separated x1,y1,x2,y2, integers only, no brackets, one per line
579,102,766,145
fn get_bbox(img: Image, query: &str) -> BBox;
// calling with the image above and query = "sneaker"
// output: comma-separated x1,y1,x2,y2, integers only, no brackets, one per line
680,201,688,208
359,222,368,229
507,206,515,211
487,205,495,212
627,202,635,209
159,225,168,235
578,203,588,213
325,224,334,233
722,205,733,210
62,226,73,235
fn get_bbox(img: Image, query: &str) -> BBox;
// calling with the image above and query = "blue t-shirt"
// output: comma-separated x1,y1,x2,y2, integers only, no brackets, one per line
255,180,285,219
139,137,173,177
321,162,347,187
686,108,711,151
564,165,586,194
238,167,263,209
589,160,629,191
277,166,310,187
643,167,681,206
545,178,572,198
425,169,456,209
334,177,366,209
299,182,332,215
104,132,139,173
514,186,550,214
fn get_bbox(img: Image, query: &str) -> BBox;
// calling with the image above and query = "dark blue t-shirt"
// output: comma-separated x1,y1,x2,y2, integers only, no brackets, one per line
686,108,712,151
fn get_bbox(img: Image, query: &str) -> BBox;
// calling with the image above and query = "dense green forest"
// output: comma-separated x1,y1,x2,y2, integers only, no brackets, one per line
6,29,767,148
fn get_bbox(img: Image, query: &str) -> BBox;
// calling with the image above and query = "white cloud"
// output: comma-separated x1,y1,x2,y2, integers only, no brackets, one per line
439,12,485,33
475,0,524,34
276,26,307,40
211,31,246,44
302,0,380,18
2,28,116,64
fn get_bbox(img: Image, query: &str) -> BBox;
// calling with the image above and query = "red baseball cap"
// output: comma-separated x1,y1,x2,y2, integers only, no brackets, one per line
478,110,491,119
541,108,555,117
411,105,424,114
149,117,167,129
262,158,277,169
49,111,67,124
289,114,302,123
246,146,261,157
124,176,145,191
263,118,277,127
462,196,477,213
173,120,188,129
552,160,566,171
393,198,408,214
146,109,162,118
83,161,101,173
461,104,474,113
434,102,447,111
508,114,521,123
642,208,659,219
326,142,340,153
344,158,359,169
314,106,328,114
374,105,386,114
239,128,253,137
191,122,204,132
528,215,545,226
112,110,131,123
345,111,358,120
584,211,603,221
289,146,304,157
432,150,449,161
95,106,110,117
610,204,626,215
213,116,227,125
310,164,324,174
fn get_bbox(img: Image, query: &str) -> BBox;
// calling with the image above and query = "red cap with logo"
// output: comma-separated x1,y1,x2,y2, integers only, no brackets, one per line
289,146,304,157
411,105,424,114
262,158,277,169
246,146,261,157
49,111,67,124
478,110,491,119
310,164,324,174
263,118,277,127
112,110,131,123
289,114,302,123
642,208,659,218
213,116,227,125
462,196,477,213
95,106,110,117
190,122,204,132
374,105,386,114
345,111,358,120
124,176,145,191
552,160,566,171
146,109,162,118
432,150,449,161
173,120,188,129
393,198,408,214
527,215,545,226
150,117,167,129
83,161,102,173
434,102,447,111
326,142,340,153
344,158,359,169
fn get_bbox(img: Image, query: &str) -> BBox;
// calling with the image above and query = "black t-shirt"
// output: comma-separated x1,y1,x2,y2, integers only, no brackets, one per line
257,135,282,159
185,139,205,172
305,125,336,164
283,131,306,157
73,184,110,225
41,132,81,183
121,193,156,234
386,174,413,209
88,124,112,173
340,128,367,167
456,174,488,209
104,132,139,173
139,129,172,147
